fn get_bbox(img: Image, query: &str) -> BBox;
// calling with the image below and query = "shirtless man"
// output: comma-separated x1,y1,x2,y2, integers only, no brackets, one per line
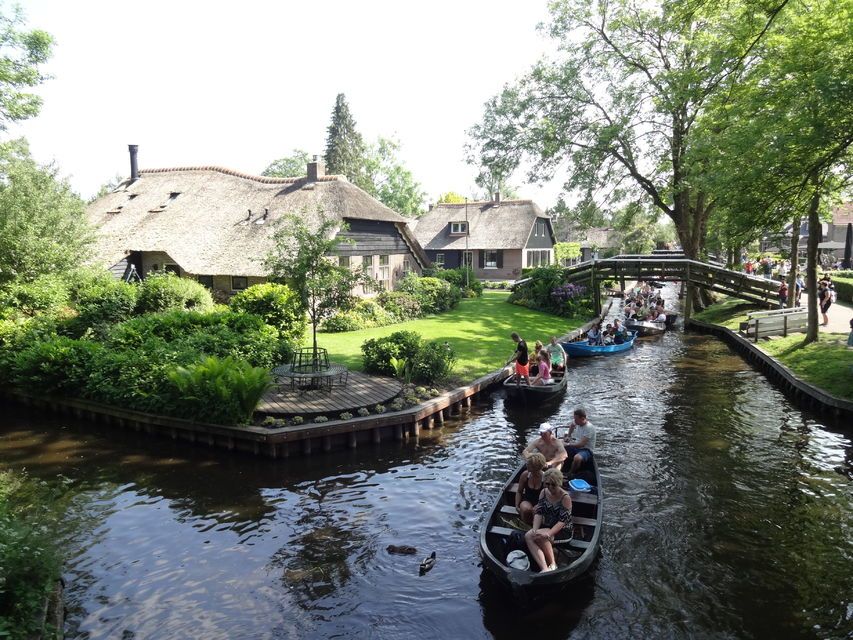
562,408,596,476
523,423,567,471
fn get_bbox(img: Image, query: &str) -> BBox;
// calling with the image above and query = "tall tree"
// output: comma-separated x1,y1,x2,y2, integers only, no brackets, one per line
363,137,425,216
469,0,789,310
0,6,53,129
262,149,311,178
0,139,91,284
324,93,372,192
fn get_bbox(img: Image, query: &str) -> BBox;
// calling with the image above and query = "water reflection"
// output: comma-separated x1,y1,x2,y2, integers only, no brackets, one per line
0,286,850,639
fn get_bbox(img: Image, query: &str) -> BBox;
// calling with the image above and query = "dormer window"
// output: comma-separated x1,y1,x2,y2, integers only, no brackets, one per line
450,221,468,235
150,192,181,213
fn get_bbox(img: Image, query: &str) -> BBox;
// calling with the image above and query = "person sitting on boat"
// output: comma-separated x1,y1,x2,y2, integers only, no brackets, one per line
508,332,530,384
515,452,546,525
530,340,544,377
647,307,667,323
561,407,596,477
602,324,614,345
530,350,552,386
612,319,627,344
586,323,603,346
524,468,573,573
523,423,567,471
546,336,567,373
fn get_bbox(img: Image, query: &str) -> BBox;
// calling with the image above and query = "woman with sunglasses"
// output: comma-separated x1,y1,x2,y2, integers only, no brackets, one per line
524,468,573,572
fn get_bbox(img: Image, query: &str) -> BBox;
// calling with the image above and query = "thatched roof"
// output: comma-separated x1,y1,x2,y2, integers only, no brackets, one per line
414,200,553,250
832,202,853,225
578,227,619,249
86,166,428,276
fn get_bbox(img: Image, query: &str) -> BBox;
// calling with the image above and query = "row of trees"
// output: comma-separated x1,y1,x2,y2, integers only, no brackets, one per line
468,0,852,340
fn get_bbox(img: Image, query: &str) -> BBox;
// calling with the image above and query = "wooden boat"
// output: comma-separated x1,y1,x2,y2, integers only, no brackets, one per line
479,454,603,599
503,371,568,400
624,319,666,336
561,331,636,357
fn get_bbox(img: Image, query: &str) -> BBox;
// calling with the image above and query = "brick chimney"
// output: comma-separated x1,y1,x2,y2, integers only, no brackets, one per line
307,155,325,182
128,144,139,182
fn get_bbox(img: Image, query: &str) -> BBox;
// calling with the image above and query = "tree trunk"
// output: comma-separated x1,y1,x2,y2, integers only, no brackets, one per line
787,215,801,308
804,183,821,343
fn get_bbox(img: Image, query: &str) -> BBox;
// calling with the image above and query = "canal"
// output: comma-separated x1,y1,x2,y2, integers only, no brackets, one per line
1,294,851,639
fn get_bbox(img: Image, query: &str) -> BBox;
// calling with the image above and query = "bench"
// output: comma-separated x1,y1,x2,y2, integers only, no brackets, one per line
487,525,591,549
498,504,597,527
509,483,599,505
739,307,808,342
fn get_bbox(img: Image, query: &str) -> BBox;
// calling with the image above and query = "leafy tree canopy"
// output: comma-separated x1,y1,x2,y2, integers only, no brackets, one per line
0,6,53,129
437,192,466,204
0,139,91,284
262,149,311,178
363,136,425,216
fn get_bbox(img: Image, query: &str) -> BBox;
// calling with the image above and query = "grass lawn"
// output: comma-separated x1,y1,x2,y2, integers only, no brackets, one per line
694,295,853,400
310,290,588,379
761,333,853,400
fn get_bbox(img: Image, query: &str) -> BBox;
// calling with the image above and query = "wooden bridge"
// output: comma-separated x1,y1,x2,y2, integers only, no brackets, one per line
559,253,779,313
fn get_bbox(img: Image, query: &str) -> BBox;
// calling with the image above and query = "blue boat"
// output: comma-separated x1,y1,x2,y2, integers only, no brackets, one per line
561,331,636,357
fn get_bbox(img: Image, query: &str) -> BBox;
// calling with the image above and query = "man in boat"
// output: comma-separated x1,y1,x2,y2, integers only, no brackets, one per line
523,423,567,471
561,408,596,477
508,332,530,385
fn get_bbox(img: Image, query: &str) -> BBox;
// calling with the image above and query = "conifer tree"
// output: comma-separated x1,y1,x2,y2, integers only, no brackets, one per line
323,93,371,191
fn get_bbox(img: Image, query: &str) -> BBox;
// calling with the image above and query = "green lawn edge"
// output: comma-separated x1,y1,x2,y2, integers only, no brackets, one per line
694,295,853,400
309,290,589,380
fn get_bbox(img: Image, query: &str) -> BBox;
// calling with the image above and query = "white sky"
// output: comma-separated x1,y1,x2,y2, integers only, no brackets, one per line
14,0,564,206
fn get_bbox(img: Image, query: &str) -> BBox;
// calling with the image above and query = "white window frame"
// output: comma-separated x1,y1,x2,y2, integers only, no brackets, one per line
435,253,445,267
402,258,411,273
338,255,351,268
485,250,498,269
378,255,390,290
450,221,468,234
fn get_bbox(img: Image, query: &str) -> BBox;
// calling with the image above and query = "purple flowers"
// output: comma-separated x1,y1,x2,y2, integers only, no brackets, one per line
550,283,587,302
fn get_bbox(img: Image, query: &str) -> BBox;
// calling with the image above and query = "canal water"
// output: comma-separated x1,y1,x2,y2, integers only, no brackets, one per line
1,293,851,639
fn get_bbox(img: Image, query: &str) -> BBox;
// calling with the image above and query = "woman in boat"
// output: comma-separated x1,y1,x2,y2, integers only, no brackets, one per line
529,340,544,377
530,349,552,386
587,323,603,345
546,336,567,373
612,318,627,344
524,468,573,573
515,452,546,525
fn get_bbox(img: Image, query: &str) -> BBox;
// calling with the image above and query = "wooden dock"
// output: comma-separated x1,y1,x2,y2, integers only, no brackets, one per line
257,371,401,417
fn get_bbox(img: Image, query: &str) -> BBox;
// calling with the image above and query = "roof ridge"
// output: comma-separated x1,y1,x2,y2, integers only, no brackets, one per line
139,166,344,184
433,199,535,206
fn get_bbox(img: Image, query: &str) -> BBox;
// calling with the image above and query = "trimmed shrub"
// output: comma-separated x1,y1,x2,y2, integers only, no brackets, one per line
411,341,456,384
11,336,101,394
322,299,395,332
396,274,460,314
166,356,271,424
361,331,423,376
135,272,214,314
0,274,70,319
833,276,853,304
357,407,370,417
376,291,422,321
433,267,483,297
73,277,138,333
229,282,306,346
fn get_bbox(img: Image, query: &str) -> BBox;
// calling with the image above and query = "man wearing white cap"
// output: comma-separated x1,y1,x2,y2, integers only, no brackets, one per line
522,422,567,471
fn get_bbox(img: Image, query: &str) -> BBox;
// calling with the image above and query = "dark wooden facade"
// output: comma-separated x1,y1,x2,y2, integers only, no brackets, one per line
334,219,415,258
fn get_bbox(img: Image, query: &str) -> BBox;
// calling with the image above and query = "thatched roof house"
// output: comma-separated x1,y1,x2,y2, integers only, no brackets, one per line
87,147,429,295
413,194,555,280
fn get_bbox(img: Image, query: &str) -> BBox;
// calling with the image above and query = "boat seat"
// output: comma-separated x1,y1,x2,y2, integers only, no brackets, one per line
487,525,591,549
508,483,599,505
498,504,597,527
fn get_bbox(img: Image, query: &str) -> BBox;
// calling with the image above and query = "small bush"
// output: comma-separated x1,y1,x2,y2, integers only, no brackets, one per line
361,331,423,376
166,356,271,424
396,274,460,314
73,276,138,334
429,388,440,397
412,341,456,384
374,404,386,414
357,407,370,417
339,412,353,420
11,336,102,394
314,415,329,423
433,267,483,297
229,282,306,346
291,415,304,425
323,299,395,332
136,272,214,314
0,274,70,318
414,386,428,398
389,398,404,411
376,291,422,321
262,416,276,427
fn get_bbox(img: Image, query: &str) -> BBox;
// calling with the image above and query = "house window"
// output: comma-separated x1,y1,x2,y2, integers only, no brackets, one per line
196,275,214,289
450,221,468,234
339,255,351,268
485,250,498,268
462,251,473,268
231,276,248,291
164,263,180,275
435,253,445,267
403,258,412,273
362,255,375,294
377,255,390,290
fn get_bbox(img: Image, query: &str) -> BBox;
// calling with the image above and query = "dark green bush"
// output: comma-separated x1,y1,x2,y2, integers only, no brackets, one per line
411,341,456,384
73,277,138,333
166,356,271,424
397,274,460,314
11,336,102,394
361,331,423,376
833,276,853,304
135,272,214,314
376,291,422,321
0,274,70,319
433,267,483,297
228,282,306,346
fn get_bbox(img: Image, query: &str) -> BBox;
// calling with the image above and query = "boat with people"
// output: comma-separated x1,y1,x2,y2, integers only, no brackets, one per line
502,371,567,400
624,319,666,336
561,331,636,357
479,450,603,600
